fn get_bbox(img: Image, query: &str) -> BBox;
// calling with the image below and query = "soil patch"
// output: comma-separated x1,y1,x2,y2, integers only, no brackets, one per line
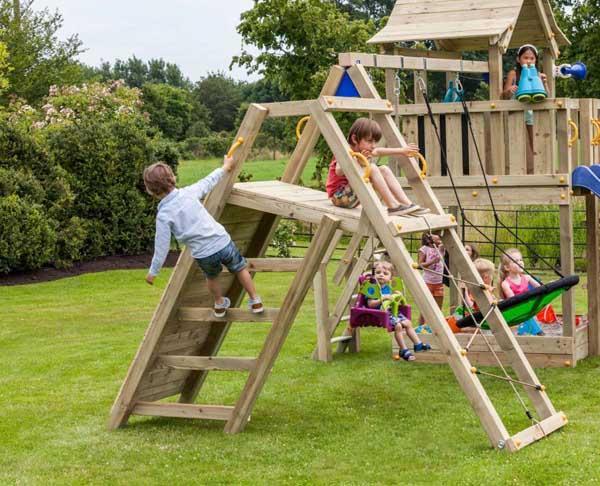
0,251,181,287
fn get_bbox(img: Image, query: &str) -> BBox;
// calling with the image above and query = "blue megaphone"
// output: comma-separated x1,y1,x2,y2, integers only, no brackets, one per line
516,64,547,103
554,62,587,81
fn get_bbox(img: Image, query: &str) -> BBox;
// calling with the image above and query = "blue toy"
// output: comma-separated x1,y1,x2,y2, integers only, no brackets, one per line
555,62,587,81
443,79,463,103
572,165,600,199
516,64,547,103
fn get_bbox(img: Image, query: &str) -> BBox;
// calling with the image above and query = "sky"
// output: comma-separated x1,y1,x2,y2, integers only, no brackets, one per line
33,0,258,81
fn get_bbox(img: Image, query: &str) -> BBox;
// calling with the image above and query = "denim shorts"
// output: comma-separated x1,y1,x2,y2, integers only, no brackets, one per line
195,241,247,279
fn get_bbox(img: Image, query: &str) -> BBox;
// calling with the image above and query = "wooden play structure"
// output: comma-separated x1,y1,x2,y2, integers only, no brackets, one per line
314,0,600,369
109,59,571,452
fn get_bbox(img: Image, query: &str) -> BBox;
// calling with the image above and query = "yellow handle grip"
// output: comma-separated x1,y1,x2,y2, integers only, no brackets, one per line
568,119,578,148
227,137,244,158
409,152,428,179
296,116,311,140
349,150,371,182
592,119,600,146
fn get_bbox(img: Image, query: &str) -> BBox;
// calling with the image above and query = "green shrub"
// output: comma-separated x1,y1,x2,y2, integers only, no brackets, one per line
0,167,45,203
0,195,56,273
272,220,297,258
198,131,232,158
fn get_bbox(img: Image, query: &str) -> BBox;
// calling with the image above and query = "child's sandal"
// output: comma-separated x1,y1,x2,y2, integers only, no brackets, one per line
400,349,416,361
414,342,431,352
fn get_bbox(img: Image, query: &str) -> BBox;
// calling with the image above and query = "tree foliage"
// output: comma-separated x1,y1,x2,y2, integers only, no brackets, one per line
0,0,84,104
193,72,244,132
96,56,190,89
233,0,376,100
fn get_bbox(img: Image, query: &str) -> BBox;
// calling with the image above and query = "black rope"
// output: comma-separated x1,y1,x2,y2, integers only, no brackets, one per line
419,83,563,281
458,96,564,279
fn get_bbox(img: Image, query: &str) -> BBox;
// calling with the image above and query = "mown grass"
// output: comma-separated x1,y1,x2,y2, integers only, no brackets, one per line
177,156,320,186
2,267,599,484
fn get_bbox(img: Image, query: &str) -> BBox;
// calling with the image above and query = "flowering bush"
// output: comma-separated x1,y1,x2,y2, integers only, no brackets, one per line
0,80,180,273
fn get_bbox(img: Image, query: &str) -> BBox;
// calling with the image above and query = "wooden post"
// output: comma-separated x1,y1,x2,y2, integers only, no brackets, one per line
314,229,344,362
557,108,575,337
581,99,600,355
225,215,341,434
542,52,556,99
488,45,506,175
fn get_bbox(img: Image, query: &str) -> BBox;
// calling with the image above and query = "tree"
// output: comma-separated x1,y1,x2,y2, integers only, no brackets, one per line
233,0,376,100
0,0,84,104
95,56,190,89
193,72,243,132
334,0,395,22
551,1,600,98
141,83,195,141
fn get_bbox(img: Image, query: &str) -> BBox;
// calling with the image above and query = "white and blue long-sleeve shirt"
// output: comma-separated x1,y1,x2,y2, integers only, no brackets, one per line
148,168,231,276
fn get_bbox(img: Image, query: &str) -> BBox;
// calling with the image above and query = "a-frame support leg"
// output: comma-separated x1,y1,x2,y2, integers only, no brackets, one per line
224,215,341,433
312,234,378,361
314,229,344,362
176,66,345,405
108,104,268,428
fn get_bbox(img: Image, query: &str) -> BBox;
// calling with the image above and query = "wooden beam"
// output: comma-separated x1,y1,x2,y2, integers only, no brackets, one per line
132,402,233,421
532,0,560,58
178,307,278,323
158,356,257,372
261,100,312,118
224,215,342,433
319,96,394,114
394,99,578,116
338,52,489,73
505,412,567,452
246,258,303,272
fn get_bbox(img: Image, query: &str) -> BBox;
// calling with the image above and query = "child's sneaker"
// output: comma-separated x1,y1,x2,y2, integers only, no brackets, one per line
213,297,231,318
414,342,431,352
248,296,264,314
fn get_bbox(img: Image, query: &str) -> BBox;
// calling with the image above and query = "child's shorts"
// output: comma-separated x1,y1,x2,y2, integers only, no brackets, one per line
195,241,247,279
330,185,360,209
426,282,444,298
389,312,410,330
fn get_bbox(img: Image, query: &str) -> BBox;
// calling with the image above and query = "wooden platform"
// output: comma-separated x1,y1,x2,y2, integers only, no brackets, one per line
229,181,456,235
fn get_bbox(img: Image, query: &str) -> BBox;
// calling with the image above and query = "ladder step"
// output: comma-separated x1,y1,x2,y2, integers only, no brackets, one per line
505,411,568,452
388,213,456,236
178,307,279,322
331,335,353,344
158,355,257,371
132,402,233,421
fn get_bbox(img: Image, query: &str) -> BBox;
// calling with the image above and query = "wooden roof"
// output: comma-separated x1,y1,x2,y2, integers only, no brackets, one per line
368,0,569,54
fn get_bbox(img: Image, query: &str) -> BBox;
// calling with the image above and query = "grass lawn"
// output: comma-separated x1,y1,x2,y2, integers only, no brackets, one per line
177,156,320,186
2,267,600,484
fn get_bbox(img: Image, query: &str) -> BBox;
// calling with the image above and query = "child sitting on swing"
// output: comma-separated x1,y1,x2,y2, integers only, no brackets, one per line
366,261,431,361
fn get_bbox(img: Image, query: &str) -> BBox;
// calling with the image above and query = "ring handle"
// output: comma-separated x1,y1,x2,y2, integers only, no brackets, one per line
227,137,244,158
409,152,428,179
349,150,371,182
568,119,578,148
296,116,311,140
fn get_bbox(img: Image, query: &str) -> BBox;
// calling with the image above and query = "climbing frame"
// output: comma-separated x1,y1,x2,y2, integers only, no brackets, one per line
109,64,567,451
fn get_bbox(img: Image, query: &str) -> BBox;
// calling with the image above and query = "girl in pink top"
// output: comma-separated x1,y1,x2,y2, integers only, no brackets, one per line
418,232,445,325
499,248,543,335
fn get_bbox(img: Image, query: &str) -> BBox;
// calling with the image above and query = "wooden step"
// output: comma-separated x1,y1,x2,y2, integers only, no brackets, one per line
388,212,456,236
132,402,233,421
505,411,568,452
158,355,257,371
319,96,393,114
178,307,278,322
331,335,353,344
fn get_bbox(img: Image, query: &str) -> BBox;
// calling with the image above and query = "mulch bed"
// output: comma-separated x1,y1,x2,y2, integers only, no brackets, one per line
0,250,181,286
